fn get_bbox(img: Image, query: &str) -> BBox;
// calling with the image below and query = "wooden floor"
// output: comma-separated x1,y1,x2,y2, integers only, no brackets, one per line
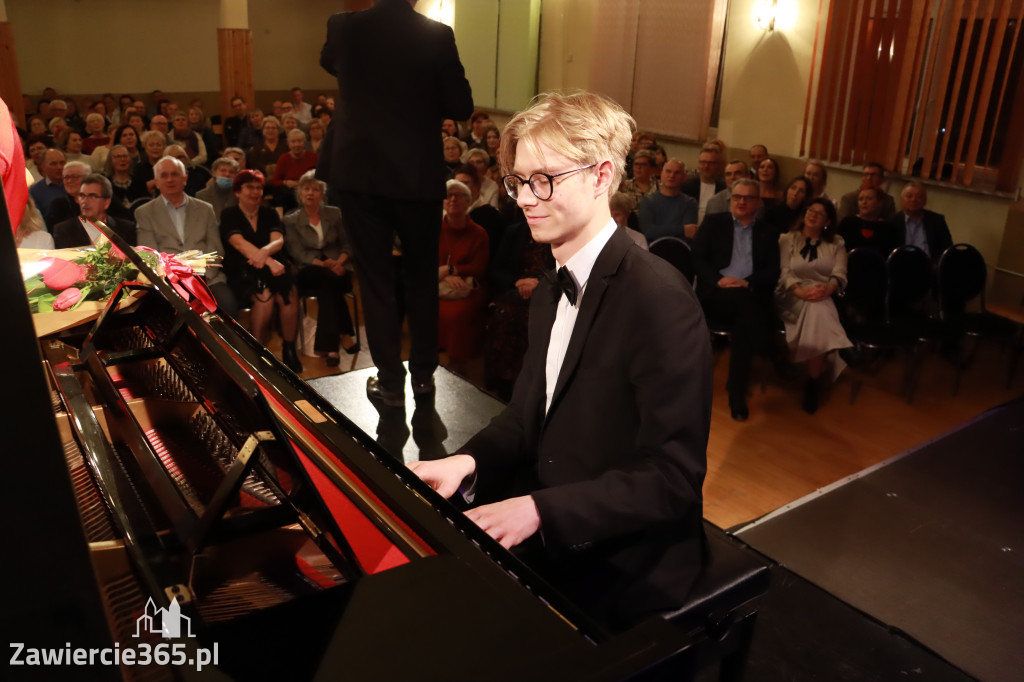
267,304,1021,531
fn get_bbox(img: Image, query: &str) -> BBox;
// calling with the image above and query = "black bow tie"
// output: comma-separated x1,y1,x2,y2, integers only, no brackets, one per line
800,237,819,262
548,266,578,306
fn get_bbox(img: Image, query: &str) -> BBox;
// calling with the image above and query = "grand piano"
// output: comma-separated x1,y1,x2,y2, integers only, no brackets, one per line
2,217,700,680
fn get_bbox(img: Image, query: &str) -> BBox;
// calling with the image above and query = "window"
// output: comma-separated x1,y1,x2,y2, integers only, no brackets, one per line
805,0,1024,192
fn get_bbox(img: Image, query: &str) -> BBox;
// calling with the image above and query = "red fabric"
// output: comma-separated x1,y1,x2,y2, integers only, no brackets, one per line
438,216,490,362
0,97,28,233
271,149,318,186
134,244,218,313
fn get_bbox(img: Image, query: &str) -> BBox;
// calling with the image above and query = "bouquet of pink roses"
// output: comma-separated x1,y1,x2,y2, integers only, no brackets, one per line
25,230,219,313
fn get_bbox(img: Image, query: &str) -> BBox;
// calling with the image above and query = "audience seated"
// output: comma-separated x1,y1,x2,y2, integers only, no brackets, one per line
224,96,248,148
775,198,852,413
683,143,726,223
838,186,896,258
624,130,656,179
619,149,659,207
168,111,207,167
443,136,466,179
189,106,220,162
749,144,768,169
164,145,210,197
637,159,699,242
52,173,137,249
15,198,54,249
757,157,783,204
270,129,318,210
462,149,501,209
452,164,505,250
132,130,168,199
24,135,50,183
437,180,490,374
290,87,313,126
45,160,93,227
693,178,780,421
705,160,752,216
462,110,491,149
237,109,265,151
104,144,136,210
307,119,326,154
219,168,301,371
196,156,240,220
80,113,110,155
837,162,896,223
609,192,648,249
441,118,459,138
889,182,952,264
766,176,812,235
56,128,89,167
246,116,284,177
482,124,502,166
29,149,67,223
222,146,247,171
283,171,358,365
135,156,239,317
803,160,831,202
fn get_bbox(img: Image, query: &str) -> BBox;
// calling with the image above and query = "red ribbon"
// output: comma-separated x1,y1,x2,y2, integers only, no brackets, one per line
135,246,218,314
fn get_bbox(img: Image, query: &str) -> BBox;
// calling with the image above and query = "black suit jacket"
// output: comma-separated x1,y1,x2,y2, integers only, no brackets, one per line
462,227,712,625
318,0,473,201
691,212,781,300
681,176,725,202
52,215,137,250
889,210,953,263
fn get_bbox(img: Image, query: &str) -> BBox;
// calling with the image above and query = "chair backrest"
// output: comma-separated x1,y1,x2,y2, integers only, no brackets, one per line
938,243,987,315
129,197,153,217
886,245,933,318
648,236,695,284
844,247,888,320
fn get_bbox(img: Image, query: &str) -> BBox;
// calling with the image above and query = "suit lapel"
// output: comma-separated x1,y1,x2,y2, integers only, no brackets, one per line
545,228,631,421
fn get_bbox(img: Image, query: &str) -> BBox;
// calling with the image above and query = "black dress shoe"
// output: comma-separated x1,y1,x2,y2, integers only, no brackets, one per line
343,342,360,355
729,398,749,422
366,375,405,407
802,377,820,414
325,354,341,367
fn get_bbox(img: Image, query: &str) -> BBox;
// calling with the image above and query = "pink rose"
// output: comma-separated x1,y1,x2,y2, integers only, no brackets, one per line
42,258,86,290
52,287,83,311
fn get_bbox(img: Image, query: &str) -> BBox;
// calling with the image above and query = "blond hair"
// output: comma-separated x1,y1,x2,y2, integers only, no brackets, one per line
499,90,635,189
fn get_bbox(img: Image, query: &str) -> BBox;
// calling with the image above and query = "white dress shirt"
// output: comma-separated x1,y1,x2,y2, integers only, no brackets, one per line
544,218,618,414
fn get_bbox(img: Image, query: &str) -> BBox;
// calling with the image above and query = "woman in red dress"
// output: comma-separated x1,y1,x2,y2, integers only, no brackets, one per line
437,179,489,374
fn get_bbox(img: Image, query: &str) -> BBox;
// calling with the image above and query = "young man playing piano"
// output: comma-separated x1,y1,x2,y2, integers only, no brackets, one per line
409,91,713,629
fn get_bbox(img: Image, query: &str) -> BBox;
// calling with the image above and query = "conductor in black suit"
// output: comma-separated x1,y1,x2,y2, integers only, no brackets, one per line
318,0,474,404
409,92,712,630
692,178,780,421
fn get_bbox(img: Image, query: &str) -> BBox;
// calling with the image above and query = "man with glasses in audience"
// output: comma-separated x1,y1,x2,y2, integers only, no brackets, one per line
318,0,473,405
693,177,780,421
408,91,712,632
52,174,137,248
704,160,753,217
682,144,726,223
837,162,896,222
44,160,91,227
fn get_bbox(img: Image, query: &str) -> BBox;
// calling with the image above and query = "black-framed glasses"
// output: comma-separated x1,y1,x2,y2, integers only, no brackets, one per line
502,164,596,201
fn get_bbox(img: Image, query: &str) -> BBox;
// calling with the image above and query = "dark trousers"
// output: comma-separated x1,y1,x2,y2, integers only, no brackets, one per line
296,265,354,352
702,287,773,401
208,280,240,318
334,190,442,392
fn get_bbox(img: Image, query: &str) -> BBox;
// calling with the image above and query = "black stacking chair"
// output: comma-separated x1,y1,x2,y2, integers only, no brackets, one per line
128,196,153,217
937,243,1021,393
841,248,914,403
885,246,951,402
664,523,771,682
649,236,695,284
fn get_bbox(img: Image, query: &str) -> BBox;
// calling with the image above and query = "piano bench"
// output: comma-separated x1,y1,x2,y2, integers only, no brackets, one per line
662,524,771,682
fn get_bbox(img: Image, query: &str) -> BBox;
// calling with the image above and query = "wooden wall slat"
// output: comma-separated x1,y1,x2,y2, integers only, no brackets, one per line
217,28,255,137
888,0,928,173
868,0,904,166
963,0,1011,185
906,0,942,172
921,0,965,179
950,0,997,184
811,0,847,159
848,0,885,166
936,0,979,178
800,0,828,156
985,1,1024,167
